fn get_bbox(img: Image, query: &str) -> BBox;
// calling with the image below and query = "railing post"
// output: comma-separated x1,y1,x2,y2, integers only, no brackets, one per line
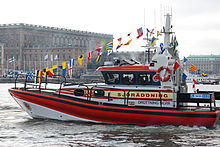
24,74,28,90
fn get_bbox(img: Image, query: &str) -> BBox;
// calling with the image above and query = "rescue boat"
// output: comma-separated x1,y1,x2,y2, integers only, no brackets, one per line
8,14,220,127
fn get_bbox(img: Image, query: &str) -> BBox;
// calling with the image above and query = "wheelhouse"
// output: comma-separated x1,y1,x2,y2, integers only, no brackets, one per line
97,65,161,86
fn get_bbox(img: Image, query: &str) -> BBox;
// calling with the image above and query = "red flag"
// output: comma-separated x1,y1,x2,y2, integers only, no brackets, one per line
117,37,122,42
87,51,93,62
47,70,54,77
173,61,180,72
94,47,101,52
193,79,198,84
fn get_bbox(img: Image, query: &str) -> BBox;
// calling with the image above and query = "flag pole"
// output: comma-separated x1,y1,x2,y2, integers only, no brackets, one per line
6,56,8,74
13,57,15,72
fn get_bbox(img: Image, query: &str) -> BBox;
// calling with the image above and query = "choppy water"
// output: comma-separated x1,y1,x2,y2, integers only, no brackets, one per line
1,83,220,147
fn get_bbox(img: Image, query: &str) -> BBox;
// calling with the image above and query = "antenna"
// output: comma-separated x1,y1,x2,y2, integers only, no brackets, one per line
154,10,156,30
160,4,162,29
144,8,146,29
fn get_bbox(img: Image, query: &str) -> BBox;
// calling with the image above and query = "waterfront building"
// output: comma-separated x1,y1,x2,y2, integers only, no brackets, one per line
0,23,113,75
185,55,220,74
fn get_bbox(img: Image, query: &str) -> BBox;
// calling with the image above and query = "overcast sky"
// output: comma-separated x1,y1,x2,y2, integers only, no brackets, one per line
0,0,219,58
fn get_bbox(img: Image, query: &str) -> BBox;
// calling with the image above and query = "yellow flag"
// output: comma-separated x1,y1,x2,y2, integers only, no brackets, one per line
62,62,67,69
43,67,49,76
52,65,58,73
122,39,132,45
96,52,102,62
78,54,84,66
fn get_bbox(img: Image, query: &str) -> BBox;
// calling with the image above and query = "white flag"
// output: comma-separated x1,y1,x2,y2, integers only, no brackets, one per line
107,49,113,56
44,54,48,60
8,57,15,63
50,55,53,61
54,55,58,60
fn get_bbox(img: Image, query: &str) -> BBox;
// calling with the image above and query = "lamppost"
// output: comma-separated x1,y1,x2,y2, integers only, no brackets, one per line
0,43,4,76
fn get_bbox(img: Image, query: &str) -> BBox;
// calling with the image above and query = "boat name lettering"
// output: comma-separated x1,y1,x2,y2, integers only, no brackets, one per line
117,92,169,98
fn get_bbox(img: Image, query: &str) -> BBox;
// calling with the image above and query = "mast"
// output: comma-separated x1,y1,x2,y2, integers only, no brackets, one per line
163,13,172,49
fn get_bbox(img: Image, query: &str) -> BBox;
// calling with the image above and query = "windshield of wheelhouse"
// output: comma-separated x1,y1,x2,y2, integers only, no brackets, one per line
102,71,161,86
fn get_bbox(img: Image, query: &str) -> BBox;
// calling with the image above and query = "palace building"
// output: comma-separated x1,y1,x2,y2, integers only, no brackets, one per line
0,23,113,75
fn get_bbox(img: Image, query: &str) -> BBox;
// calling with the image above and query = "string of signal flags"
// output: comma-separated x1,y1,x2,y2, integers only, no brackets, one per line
30,26,189,82
116,27,162,50
31,27,162,81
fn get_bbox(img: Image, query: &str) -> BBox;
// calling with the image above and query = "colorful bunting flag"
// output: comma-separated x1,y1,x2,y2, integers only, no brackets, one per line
26,72,34,80
52,65,58,73
69,59,74,79
151,36,157,46
183,57,188,62
54,55,58,60
47,69,54,77
182,73,187,81
37,70,43,84
122,39,132,46
44,54,48,60
193,79,198,84
88,51,93,62
117,37,122,43
202,73,208,77
149,29,154,36
160,43,165,54
106,42,113,56
136,27,143,39
43,67,49,76
61,62,67,77
146,28,149,39
106,42,113,49
157,31,162,37
107,49,113,56
189,65,198,72
8,57,15,63
78,54,84,66
173,61,180,72
94,47,102,52
50,55,53,61
116,44,121,50
70,59,74,67
96,52,102,62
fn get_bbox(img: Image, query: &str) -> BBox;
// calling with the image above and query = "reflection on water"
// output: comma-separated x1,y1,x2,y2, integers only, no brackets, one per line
1,83,220,146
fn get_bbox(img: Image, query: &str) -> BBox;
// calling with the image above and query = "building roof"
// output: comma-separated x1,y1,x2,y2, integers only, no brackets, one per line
0,23,113,39
187,55,220,61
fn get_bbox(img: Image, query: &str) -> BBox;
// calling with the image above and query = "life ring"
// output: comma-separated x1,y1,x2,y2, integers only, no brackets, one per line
156,66,171,82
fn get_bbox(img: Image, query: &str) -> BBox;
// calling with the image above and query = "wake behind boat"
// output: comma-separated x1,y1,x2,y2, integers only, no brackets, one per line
8,14,220,127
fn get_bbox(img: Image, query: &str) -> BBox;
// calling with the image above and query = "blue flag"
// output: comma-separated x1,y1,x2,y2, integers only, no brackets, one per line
182,73,187,81
70,59,74,67
116,44,121,50
27,72,34,80
183,57,188,62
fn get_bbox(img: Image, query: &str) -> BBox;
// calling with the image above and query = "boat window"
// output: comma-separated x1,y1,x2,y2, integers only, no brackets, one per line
74,89,84,96
138,73,151,85
122,73,135,84
106,73,119,84
94,89,105,97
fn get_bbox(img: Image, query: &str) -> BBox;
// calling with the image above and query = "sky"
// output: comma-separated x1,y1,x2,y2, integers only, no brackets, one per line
0,0,219,58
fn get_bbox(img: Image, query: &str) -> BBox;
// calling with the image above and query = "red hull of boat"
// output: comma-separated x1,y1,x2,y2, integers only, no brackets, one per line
9,88,220,127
